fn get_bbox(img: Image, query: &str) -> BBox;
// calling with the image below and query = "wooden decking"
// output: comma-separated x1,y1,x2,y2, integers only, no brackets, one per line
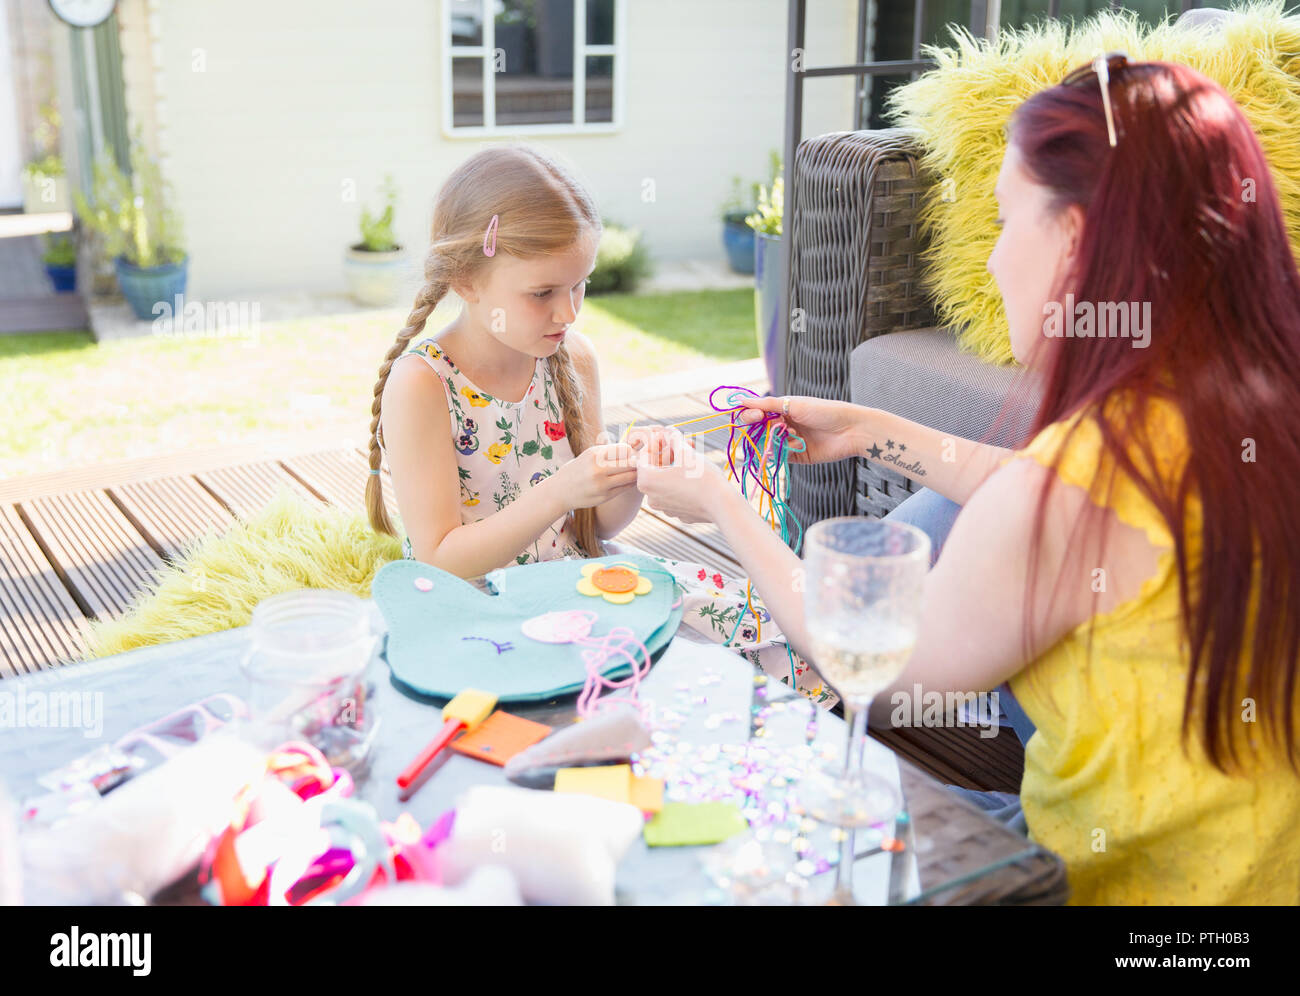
0,385,1024,793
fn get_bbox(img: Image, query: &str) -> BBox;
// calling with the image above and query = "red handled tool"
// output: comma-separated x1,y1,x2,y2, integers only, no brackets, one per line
396,687,498,789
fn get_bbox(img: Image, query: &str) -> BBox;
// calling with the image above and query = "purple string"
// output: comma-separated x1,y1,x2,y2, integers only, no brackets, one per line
707,385,791,503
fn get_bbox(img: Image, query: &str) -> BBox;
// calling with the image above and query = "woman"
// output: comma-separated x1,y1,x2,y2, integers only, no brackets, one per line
635,58,1300,905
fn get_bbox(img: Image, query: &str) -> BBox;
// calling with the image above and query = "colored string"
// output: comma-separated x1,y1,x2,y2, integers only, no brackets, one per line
520,609,656,722
573,626,654,723
668,386,807,687
616,391,807,689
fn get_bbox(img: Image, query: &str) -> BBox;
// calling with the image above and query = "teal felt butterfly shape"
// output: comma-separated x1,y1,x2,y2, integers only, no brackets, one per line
372,554,683,703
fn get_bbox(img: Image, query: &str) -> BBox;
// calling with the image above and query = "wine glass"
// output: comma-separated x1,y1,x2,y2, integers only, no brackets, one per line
795,517,930,904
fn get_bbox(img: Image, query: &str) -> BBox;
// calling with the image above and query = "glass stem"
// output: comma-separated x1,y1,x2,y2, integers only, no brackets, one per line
832,700,870,902
843,699,868,777
834,824,856,902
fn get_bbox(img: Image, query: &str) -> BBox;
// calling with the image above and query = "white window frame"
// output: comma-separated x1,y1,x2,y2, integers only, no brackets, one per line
441,0,625,137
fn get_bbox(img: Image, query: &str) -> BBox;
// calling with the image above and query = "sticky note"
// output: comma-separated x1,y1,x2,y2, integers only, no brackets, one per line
450,711,552,766
629,775,664,814
553,764,632,804
643,803,747,847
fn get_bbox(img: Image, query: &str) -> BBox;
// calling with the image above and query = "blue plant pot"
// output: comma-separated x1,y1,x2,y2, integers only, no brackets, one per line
722,211,755,274
45,264,76,293
754,231,784,395
114,256,189,321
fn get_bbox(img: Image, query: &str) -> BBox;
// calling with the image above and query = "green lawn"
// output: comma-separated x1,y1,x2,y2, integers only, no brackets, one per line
0,288,757,479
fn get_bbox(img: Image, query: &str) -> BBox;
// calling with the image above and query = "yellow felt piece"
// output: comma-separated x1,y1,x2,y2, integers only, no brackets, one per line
629,775,664,814
887,5,1300,365
442,688,498,729
553,764,632,804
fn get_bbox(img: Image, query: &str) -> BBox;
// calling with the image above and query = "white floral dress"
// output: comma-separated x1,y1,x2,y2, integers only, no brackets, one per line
386,336,587,566
383,335,837,709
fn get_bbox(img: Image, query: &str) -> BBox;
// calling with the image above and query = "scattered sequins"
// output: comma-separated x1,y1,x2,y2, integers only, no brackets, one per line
628,672,909,904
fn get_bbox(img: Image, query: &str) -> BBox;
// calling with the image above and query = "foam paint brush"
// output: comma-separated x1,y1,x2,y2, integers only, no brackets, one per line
396,688,498,789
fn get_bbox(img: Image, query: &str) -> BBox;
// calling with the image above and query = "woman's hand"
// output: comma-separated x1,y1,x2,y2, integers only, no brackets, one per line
633,429,730,524
555,438,639,510
733,395,865,465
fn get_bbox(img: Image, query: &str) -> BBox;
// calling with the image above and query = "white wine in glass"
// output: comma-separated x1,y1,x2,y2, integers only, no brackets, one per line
796,518,930,905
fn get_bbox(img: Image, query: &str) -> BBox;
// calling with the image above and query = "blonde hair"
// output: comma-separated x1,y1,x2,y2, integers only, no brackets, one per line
365,144,605,560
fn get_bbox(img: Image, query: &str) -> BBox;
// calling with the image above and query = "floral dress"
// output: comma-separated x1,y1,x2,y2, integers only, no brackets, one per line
384,335,837,709
386,337,587,565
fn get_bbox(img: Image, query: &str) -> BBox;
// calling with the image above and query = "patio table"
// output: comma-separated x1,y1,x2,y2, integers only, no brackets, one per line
0,603,1067,905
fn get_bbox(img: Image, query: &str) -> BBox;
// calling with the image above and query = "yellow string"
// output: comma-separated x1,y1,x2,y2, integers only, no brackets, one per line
685,422,739,438
668,411,737,430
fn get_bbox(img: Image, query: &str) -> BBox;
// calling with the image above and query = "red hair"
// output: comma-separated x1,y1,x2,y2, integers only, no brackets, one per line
1001,60,1300,774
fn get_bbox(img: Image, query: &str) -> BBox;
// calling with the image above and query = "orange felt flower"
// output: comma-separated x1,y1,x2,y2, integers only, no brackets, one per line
576,561,654,605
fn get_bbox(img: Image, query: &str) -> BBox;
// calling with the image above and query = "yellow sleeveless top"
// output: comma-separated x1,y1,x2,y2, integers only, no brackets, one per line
1006,393,1300,905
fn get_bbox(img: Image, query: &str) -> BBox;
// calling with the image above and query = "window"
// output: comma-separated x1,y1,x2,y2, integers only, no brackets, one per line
443,0,623,135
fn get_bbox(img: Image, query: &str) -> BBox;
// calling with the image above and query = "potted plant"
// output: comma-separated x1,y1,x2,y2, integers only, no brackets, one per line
73,139,188,320
720,175,759,275
23,154,69,214
720,151,782,276
747,168,784,394
344,175,406,307
21,101,69,213
41,231,78,292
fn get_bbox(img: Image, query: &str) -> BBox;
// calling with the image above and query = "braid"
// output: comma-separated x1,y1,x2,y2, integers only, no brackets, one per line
366,278,449,536
548,343,605,558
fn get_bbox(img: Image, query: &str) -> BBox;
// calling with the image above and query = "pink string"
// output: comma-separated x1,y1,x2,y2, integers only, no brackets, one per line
520,610,652,721
573,626,654,722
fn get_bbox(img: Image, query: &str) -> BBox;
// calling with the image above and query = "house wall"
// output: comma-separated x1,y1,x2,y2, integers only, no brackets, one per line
114,0,858,299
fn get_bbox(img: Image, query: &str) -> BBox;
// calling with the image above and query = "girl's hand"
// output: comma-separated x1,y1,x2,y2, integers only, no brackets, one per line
556,438,639,510
625,424,678,467
733,396,864,465
634,429,730,524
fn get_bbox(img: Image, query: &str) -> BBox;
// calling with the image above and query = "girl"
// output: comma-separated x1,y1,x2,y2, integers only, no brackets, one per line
635,59,1300,904
363,144,832,705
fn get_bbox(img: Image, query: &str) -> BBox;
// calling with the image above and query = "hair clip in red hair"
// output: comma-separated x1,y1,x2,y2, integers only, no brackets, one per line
483,214,499,257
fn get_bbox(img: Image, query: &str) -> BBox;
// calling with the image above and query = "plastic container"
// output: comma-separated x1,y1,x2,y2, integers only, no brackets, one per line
240,590,379,774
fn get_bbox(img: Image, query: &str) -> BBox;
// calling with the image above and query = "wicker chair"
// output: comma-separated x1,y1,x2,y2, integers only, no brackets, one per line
781,6,1290,537
783,127,1043,537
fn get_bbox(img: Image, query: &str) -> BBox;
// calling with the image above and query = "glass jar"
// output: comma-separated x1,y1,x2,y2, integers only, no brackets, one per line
240,590,379,775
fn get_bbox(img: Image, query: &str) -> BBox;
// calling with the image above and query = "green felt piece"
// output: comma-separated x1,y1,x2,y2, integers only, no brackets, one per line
373,554,682,703
643,802,749,847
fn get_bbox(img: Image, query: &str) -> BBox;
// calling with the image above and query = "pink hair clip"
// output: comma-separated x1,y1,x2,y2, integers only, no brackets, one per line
483,214,499,257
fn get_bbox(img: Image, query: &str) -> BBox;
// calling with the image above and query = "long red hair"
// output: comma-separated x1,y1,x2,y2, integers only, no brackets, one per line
1001,60,1300,774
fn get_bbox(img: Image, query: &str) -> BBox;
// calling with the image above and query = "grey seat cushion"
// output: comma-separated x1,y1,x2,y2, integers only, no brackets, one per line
850,326,1042,447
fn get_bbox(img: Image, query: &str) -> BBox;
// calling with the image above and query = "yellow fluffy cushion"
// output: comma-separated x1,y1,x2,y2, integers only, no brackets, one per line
86,489,402,658
886,2,1300,365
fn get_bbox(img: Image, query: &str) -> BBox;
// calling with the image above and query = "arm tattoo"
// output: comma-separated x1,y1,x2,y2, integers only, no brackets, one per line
865,438,926,477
